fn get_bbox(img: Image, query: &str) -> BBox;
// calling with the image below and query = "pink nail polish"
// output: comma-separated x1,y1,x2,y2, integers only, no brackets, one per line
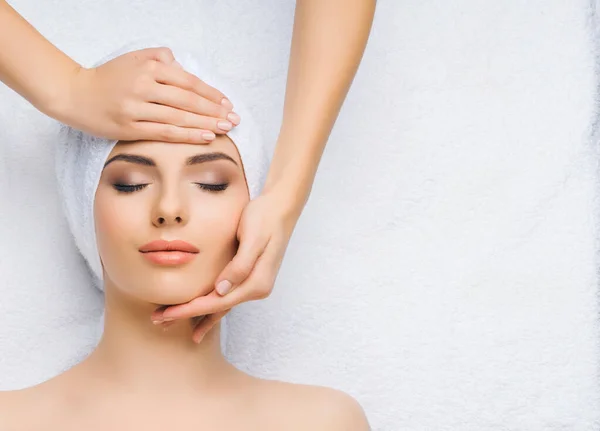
221,98,234,110
217,121,232,132
216,280,232,295
202,132,216,141
227,112,241,125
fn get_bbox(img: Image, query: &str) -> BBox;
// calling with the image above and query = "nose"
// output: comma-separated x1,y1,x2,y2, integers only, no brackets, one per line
151,184,189,228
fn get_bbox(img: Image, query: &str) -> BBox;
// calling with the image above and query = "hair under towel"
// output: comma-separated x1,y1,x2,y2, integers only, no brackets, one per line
55,41,270,291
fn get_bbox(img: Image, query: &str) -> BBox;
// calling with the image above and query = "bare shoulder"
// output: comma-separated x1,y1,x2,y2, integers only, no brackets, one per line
298,384,370,431
258,380,370,431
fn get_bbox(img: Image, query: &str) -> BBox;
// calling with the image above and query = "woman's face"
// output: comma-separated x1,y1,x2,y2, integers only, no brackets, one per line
94,136,249,305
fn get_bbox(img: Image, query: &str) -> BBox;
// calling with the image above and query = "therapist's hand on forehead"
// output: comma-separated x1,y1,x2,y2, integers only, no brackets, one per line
63,47,240,144
0,0,237,144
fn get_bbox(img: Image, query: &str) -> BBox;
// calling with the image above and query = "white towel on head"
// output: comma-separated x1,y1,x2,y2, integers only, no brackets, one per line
55,41,270,291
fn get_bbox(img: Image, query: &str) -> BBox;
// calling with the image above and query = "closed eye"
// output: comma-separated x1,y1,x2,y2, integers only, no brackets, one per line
113,184,148,193
194,183,228,192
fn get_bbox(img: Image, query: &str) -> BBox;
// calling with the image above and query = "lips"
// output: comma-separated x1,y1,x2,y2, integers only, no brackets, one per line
139,240,199,253
139,240,199,266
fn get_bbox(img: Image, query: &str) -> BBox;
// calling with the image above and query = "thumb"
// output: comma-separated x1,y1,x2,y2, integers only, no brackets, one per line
136,47,177,65
215,237,266,296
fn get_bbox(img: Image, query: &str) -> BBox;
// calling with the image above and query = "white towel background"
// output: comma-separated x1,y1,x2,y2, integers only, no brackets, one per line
1,1,599,430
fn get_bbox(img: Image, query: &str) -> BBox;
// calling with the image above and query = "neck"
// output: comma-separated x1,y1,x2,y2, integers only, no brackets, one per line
83,281,233,392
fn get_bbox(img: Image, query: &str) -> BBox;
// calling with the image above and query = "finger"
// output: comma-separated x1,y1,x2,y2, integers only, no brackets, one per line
148,83,237,132
154,63,234,110
136,47,176,64
231,236,282,301
130,121,216,144
192,310,229,344
214,232,269,296
158,242,279,321
162,288,249,320
136,103,226,135
161,320,177,331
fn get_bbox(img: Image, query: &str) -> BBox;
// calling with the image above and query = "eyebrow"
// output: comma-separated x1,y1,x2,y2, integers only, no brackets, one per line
103,152,238,168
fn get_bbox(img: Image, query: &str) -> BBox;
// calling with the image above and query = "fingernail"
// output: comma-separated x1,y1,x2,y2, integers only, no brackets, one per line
162,317,174,322
227,112,241,125
217,121,232,132
216,280,232,295
221,97,234,110
202,132,216,141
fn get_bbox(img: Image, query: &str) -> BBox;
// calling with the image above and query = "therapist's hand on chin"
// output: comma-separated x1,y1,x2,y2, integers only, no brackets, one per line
151,189,300,343
57,47,239,144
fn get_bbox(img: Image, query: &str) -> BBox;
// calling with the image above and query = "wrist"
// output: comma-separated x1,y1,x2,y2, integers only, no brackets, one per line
42,64,87,125
262,181,308,229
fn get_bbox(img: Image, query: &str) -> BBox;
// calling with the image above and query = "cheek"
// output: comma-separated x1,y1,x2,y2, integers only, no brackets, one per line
191,194,247,259
94,190,145,273
195,199,243,251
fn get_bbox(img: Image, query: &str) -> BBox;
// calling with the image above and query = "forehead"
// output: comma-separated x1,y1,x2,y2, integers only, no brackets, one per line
109,135,243,165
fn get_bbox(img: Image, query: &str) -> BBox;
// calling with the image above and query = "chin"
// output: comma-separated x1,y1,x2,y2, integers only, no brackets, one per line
145,290,199,306
137,272,213,306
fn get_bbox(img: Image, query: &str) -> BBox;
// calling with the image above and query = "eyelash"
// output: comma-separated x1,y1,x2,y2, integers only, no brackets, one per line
113,184,147,193
194,183,229,192
112,183,229,193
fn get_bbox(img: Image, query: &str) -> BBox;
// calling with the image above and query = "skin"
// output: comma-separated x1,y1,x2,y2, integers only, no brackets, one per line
0,137,370,430
153,0,378,343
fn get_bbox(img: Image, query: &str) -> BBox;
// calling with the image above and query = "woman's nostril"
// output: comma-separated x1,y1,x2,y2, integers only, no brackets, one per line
156,216,182,225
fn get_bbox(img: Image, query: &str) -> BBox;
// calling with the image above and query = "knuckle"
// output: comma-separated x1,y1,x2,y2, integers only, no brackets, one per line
254,283,272,300
132,75,153,97
181,111,195,127
169,109,186,127
119,100,137,120
129,121,144,134
228,268,247,283
186,93,199,109
186,74,201,90
158,47,173,56
158,124,179,141
231,262,253,281
144,59,160,74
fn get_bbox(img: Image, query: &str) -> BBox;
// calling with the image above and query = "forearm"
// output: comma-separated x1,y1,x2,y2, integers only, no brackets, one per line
0,0,79,116
264,0,376,215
